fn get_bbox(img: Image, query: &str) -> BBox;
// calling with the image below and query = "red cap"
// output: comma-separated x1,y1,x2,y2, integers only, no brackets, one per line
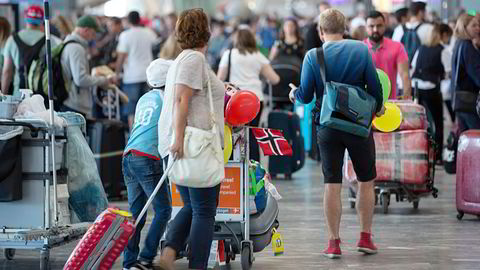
25,5,44,24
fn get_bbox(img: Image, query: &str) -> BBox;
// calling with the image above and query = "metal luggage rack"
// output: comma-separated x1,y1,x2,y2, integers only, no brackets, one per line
163,126,278,270
0,113,90,270
348,133,439,214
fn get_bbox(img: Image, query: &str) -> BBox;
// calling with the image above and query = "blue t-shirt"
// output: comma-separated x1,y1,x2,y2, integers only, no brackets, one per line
124,90,163,159
295,39,383,114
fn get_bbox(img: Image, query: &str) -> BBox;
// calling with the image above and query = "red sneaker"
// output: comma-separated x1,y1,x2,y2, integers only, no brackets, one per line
323,239,341,259
357,232,378,254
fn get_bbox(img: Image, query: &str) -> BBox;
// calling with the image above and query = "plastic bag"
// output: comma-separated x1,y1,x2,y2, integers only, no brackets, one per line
66,125,108,222
13,94,66,127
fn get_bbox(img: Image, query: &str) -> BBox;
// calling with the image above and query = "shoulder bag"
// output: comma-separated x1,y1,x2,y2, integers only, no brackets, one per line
316,47,377,138
167,52,224,188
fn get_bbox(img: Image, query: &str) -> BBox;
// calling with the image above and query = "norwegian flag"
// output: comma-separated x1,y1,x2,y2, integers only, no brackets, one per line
251,128,293,156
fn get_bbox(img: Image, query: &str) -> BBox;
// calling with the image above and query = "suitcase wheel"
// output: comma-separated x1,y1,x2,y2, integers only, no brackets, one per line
456,211,464,220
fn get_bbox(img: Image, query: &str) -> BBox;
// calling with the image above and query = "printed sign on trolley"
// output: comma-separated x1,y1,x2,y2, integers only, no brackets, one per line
170,162,245,222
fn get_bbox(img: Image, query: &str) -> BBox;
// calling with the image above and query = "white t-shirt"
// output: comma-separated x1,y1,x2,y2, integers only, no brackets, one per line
158,50,225,159
392,22,434,46
392,22,434,91
218,48,269,101
117,26,157,84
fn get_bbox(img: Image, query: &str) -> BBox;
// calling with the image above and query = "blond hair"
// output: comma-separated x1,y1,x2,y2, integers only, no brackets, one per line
159,33,182,60
426,24,442,47
317,8,346,35
454,14,476,40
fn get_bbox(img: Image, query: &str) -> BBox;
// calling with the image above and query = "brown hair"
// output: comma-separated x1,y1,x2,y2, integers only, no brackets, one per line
426,24,442,47
455,14,476,40
234,28,258,55
175,8,210,50
317,8,346,35
0,17,11,47
159,33,182,60
52,15,73,39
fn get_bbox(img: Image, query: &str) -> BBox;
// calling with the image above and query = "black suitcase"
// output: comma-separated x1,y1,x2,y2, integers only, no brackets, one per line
267,110,305,179
87,119,126,199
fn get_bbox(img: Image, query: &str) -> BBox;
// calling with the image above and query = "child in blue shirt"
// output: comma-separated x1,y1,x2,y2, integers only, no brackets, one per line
122,59,173,270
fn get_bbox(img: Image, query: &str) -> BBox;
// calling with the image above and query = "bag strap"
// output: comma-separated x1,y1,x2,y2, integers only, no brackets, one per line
172,51,216,127
413,22,423,32
316,47,327,85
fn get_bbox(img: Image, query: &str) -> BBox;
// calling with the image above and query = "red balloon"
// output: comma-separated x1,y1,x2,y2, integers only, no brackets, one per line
225,90,260,126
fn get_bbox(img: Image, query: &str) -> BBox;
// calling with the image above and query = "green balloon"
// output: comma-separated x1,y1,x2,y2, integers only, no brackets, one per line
377,68,391,102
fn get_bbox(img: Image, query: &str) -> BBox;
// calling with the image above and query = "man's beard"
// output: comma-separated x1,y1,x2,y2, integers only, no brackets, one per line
369,33,383,43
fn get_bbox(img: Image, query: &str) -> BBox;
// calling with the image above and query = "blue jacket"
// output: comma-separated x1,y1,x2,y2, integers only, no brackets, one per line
294,40,383,114
451,39,480,94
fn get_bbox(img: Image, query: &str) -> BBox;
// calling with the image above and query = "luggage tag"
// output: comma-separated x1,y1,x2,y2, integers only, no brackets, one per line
271,228,284,256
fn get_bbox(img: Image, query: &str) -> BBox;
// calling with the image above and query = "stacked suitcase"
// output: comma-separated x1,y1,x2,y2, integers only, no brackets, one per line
345,100,438,213
456,130,480,220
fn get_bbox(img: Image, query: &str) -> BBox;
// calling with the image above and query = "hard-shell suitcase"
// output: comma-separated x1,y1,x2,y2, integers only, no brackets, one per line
64,159,174,270
267,110,305,179
456,130,480,220
87,119,126,199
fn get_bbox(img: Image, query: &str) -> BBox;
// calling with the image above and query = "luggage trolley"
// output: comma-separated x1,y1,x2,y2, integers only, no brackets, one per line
0,113,90,270
165,126,280,270
345,101,439,214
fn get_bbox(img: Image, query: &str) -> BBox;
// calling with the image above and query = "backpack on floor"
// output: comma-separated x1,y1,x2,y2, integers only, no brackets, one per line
12,34,45,89
400,23,423,64
28,40,78,110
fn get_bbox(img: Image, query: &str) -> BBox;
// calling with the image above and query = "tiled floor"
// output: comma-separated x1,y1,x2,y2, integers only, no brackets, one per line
1,159,479,270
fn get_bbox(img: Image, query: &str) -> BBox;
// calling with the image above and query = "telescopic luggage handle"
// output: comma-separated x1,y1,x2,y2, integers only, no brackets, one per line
134,156,177,227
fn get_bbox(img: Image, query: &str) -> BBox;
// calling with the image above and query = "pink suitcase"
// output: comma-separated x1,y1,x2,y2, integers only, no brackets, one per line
345,130,431,185
456,130,480,220
372,100,427,131
64,160,174,269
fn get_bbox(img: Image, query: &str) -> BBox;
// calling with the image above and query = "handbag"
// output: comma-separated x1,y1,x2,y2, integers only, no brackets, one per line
167,52,224,188
316,47,377,138
452,44,478,113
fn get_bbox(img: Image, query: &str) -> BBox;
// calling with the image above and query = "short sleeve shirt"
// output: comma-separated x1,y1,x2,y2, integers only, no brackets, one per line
117,27,157,84
219,48,269,101
364,38,409,98
158,50,225,159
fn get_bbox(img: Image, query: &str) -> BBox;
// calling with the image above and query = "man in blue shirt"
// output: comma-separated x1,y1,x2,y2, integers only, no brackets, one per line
289,8,385,259
122,58,173,270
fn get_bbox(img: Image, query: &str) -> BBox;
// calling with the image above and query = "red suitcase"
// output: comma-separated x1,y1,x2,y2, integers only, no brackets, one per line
373,100,427,131
345,130,431,185
456,130,480,220
64,160,174,269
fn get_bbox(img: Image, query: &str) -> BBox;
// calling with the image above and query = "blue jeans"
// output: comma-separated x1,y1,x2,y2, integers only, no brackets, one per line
122,154,172,268
165,184,221,269
121,82,147,123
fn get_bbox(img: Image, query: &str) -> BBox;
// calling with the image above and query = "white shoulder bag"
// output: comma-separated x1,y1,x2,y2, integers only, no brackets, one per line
167,53,224,188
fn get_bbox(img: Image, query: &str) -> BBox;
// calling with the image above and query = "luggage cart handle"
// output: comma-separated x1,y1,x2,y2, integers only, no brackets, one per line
0,120,39,137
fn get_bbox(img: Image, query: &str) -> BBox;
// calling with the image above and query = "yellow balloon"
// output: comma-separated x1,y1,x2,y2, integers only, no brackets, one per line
224,124,233,164
373,102,403,132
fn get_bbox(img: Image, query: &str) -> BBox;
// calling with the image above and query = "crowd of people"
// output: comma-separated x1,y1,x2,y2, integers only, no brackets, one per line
0,1,479,270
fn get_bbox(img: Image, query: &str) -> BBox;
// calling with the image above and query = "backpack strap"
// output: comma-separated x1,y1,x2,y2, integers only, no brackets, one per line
414,22,423,32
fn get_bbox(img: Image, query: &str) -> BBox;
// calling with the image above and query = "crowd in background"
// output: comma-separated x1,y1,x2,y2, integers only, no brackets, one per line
0,2,479,131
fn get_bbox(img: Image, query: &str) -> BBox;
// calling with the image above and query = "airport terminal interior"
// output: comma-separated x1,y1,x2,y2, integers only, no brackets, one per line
0,0,479,269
